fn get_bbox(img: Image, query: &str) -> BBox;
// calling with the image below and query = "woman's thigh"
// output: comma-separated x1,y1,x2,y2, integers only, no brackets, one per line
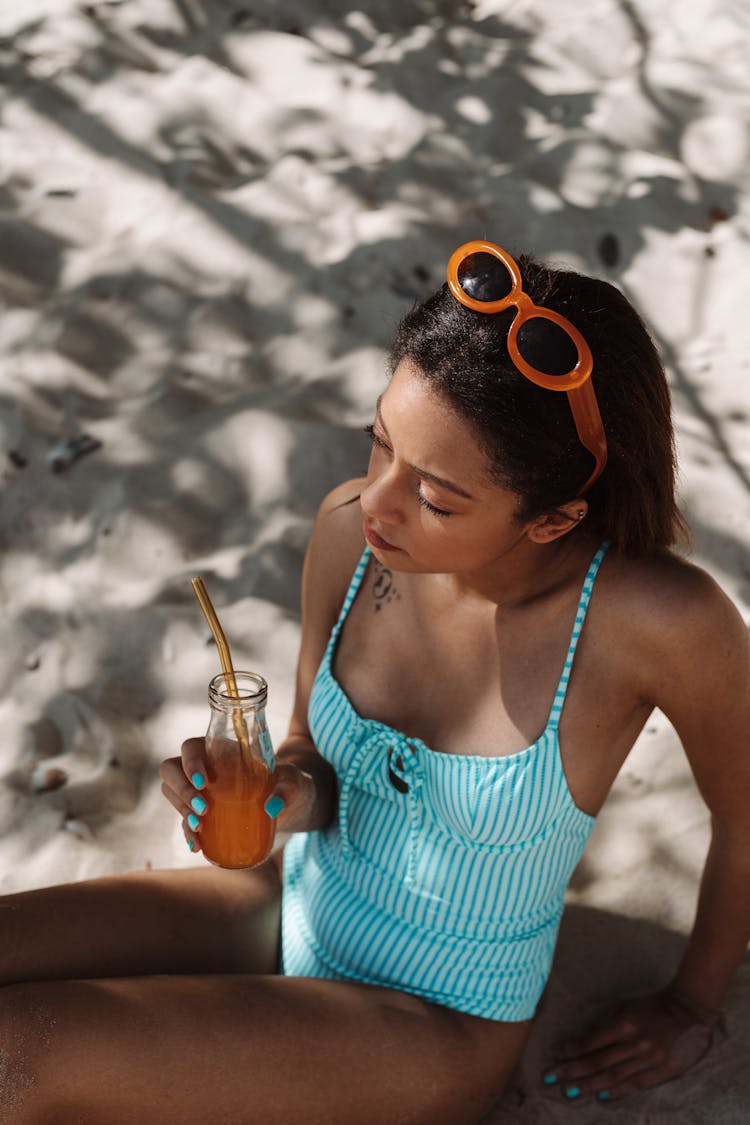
1,973,530,1125
0,860,282,986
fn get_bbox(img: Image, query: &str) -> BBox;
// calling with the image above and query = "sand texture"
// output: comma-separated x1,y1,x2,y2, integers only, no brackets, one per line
0,1,748,1120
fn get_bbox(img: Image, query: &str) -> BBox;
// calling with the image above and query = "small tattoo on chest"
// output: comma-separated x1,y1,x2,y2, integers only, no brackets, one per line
372,563,402,613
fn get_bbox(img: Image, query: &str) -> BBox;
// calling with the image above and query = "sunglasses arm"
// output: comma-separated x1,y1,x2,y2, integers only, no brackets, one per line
567,384,608,493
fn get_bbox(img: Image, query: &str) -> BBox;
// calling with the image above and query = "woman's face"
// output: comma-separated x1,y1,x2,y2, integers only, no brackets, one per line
360,360,531,575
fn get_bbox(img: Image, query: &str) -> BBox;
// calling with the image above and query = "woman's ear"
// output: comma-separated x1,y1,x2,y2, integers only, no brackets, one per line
526,500,588,544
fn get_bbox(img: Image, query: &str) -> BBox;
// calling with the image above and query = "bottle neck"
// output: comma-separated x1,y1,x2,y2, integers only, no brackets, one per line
208,671,268,715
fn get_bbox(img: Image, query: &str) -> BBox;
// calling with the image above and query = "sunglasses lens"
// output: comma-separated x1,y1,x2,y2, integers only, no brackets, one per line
456,252,513,303
517,317,579,377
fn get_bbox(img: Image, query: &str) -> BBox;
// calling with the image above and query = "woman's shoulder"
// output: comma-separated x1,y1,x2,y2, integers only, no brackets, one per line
303,477,367,620
599,547,748,696
316,477,366,524
603,548,739,626
314,477,367,553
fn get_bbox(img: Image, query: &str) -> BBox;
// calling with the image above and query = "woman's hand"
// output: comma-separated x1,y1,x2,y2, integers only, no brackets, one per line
541,989,721,1103
159,738,323,855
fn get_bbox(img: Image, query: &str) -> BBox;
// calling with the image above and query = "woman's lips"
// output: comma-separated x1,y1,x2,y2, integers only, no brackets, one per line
363,520,404,552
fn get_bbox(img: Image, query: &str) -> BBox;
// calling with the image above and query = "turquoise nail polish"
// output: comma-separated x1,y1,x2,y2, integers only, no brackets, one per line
264,795,284,819
597,1092,611,1102
191,772,205,789
564,1086,581,1099
188,839,194,852
190,796,207,815
188,813,200,831
543,1074,558,1086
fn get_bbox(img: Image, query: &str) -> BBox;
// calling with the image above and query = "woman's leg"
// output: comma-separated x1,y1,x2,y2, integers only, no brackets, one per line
0,859,282,986
0,972,531,1125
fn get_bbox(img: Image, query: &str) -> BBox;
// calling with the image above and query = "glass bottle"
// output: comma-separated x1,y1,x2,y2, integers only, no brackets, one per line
199,671,276,869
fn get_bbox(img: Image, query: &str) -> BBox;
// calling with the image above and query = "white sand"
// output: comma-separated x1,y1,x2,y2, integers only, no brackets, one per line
0,0,748,1119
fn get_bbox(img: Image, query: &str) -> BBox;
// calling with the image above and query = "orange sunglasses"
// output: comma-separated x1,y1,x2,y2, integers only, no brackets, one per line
446,240,607,493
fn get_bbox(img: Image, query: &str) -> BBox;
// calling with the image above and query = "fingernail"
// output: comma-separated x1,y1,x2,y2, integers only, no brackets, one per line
597,1092,611,1101
188,839,194,852
542,1074,558,1086
190,796,207,815
191,772,205,789
564,1086,581,1099
187,813,200,831
264,795,284,819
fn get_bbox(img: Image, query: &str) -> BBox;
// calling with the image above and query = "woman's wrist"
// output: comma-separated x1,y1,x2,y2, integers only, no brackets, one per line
663,984,724,1030
274,741,337,831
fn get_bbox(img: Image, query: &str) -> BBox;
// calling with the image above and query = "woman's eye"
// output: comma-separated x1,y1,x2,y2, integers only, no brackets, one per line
363,424,390,452
417,493,451,518
364,425,451,517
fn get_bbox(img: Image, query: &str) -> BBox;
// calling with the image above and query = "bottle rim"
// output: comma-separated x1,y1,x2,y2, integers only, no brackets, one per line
208,671,268,711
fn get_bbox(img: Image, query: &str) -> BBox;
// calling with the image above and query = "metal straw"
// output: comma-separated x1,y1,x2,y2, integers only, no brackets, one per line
191,576,251,757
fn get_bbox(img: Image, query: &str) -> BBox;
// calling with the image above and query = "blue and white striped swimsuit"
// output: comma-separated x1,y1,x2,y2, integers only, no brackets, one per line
281,544,608,1021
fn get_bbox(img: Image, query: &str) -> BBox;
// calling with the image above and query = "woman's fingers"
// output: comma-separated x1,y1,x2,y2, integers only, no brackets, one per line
544,1038,653,1101
160,743,321,852
598,1064,671,1101
180,737,209,789
263,762,317,832
599,1024,713,1099
555,1001,632,1058
159,755,206,814
158,777,204,852
159,741,211,852
542,993,716,1103
555,1036,651,1079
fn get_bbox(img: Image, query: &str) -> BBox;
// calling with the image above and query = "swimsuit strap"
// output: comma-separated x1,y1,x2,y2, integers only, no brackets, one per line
547,542,610,731
331,543,608,734
329,546,371,646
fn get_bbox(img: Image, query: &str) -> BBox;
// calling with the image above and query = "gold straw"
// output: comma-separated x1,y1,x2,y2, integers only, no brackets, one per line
191,576,251,757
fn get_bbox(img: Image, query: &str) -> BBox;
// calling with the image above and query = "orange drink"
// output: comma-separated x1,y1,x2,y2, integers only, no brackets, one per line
200,754,275,869
201,671,277,869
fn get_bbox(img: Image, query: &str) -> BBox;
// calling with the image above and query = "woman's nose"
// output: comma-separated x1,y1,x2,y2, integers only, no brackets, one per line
361,464,405,525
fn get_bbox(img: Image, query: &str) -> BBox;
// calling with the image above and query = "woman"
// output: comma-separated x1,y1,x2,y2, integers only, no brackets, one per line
1,242,747,1124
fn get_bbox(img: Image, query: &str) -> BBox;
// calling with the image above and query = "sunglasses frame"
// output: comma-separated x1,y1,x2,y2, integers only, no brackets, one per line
446,239,608,493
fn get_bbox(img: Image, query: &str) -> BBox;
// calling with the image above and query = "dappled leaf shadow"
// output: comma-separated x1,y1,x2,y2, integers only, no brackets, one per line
0,0,747,877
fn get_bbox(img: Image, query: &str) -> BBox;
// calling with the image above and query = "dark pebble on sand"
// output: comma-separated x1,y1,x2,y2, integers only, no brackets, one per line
48,434,102,473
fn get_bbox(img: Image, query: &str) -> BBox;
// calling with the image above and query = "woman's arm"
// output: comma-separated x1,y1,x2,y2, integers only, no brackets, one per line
545,564,750,1102
269,479,366,831
656,573,750,1014
161,480,367,846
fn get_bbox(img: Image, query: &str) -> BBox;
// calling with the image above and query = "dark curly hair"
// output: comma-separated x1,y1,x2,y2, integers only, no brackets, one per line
388,253,685,555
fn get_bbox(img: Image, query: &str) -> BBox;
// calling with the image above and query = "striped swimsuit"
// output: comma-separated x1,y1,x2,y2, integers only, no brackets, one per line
282,543,608,1021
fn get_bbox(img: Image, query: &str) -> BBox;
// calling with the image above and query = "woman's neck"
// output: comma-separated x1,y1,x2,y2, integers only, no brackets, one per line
442,532,599,610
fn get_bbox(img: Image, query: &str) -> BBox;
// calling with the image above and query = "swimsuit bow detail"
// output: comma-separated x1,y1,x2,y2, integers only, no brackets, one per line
339,721,424,885
286,543,611,1019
